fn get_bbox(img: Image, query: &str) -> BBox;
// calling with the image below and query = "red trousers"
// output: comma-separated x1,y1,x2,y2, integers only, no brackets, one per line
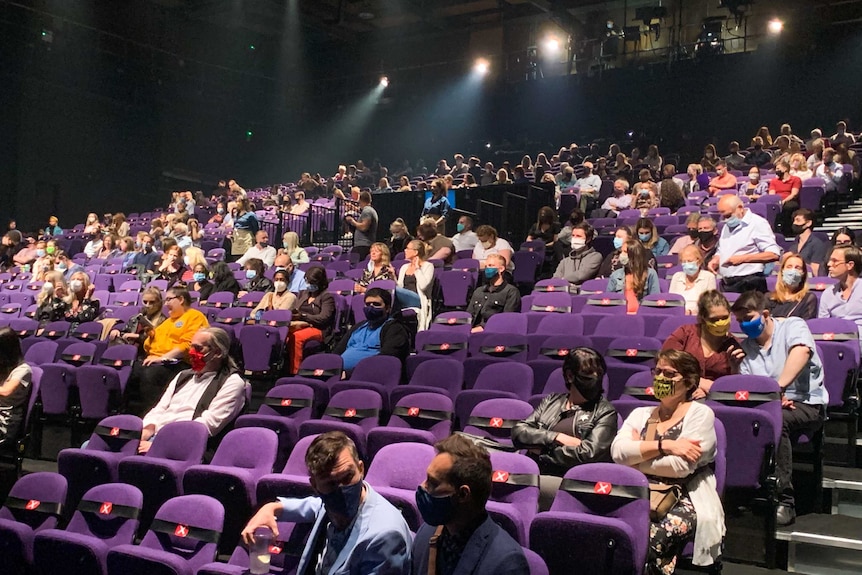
287,326,323,374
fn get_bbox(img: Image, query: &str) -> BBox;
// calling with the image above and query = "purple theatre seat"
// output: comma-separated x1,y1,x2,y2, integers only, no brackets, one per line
365,442,437,531
486,450,541,546
24,339,59,365
456,363,534,426
349,354,403,390
183,427,278,555
461,398,534,447
511,250,542,289
578,278,608,294
429,311,473,335
0,472,68,574
106,494,223,575
389,358,465,408
533,278,570,293
298,389,383,459
654,315,697,341
366,393,454,460
438,270,473,309
407,330,470,378
33,483,143,575
0,365,42,475
530,463,650,575
528,332,593,364
71,321,104,343
528,291,573,315
528,367,569,407
235,291,264,310
523,547,550,575
611,370,660,420
464,333,529,389
212,307,250,342
604,336,662,400
57,414,143,514
40,320,72,340
234,383,316,472
534,313,585,335
196,521,312,575
483,312,528,335
295,352,343,392
255,434,318,504
590,314,646,354
117,421,209,536
238,318,286,375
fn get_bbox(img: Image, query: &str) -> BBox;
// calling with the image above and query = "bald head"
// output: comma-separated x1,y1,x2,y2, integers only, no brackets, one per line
717,194,744,223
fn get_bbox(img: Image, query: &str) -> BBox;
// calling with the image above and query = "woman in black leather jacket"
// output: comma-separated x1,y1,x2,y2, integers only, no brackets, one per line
512,347,618,510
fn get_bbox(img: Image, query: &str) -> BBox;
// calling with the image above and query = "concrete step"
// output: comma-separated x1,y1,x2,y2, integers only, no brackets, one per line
775,513,862,574
823,466,862,518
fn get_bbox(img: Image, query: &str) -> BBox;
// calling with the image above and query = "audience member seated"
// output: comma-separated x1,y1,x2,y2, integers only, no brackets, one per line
575,161,602,212
707,160,738,195
287,266,336,374
0,328,32,451
36,271,69,326
815,147,844,194
199,261,241,302
397,240,435,331
138,327,246,453
820,244,862,341
238,230,277,268
637,217,670,257
821,227,855,274
83,213,101,235
662,290,737,399
724,141,746,170
243,432,412,574
669,214,701,256
472,225,513,271
133,286,209,416
129,234,160,273
633,169,659,210
708,195,780,293
526,206,561,259
451,215,479,253
745,137,772,167
512,348,617,510
669,245,718,314
180,246,207,284
601,178,633,216
740,167,769,201
241,257,273,296
56,251,85,281
251,268,297,317
468,254,521,333
416,221,454,265
156,243,186,288
83,232,103,259
684,163,709,194
388,218,412,256
109,287,167,354
701,143,720,172
768,253,818,319
787,209,827,275
356,242,396,294
731,291,827,526
12,237,37,267
289,190,310,215
557,165,576,192
412,434,528,574
598,226,632,278
768,159,802,236
64,271,101,331
659,165,686,213
95,233,119,260
789,153,813,181
612,350,725,573
607,240,660,312
333,288,410,372
555,208,585,258
44,215,63,238
172,222,193,251
554,222,602,288
280,231,308,264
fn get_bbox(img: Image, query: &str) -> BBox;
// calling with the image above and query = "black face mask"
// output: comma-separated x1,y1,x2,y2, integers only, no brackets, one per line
791,223,808,235
697,231,715,244
687,229,699,240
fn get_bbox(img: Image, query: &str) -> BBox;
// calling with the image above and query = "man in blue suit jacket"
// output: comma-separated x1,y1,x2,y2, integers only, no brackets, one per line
242,431,412,574
412,434,528,575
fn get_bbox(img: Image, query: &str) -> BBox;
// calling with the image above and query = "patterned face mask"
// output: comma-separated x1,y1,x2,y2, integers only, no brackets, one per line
652,376,675,400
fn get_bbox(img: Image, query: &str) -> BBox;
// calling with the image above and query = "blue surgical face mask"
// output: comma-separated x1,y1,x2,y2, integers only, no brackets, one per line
217,207,224,214
724,215,741,229
613,237,625,250
782,269,803,287
318,480,363,521
193,272,206,283
740,315,766,339
682,262,700,276
456,223,465,233
415,485,456,526
57,263,67,272
484,267,499,280
245,269,257,280
36,249,45,258
307,284,319,293
638,233,651,242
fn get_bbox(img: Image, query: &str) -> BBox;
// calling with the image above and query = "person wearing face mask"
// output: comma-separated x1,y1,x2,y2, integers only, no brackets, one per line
768,159,803,236
199,261,241,302
767,253,818,319
188,261,211,294
237,230,277,269
396,240,435,331
36,271,70,326
668,246,717,314
606,240,660,312
467,254,521,333
612,349,725,573
700,144,719,172
706,160,737,196
412,434,528,575
669,214,702,256
552,222,602,290
821,227,856,276
662,291,738,401
251,268,296,316
387,218,412,256
82,231,104,259
138,327,247,455
472,225,513,271
600,178,634,216
243,431,412,575
109,286,167,353
731,290,827,526
786,209,827,276
633,169,659,210
134,286,209,415
333,288,411,373
272,253,309,293
745,136,772,168
708,195,780,293
724,141,746,171
129,234,160,274
179,246,207,284
62,271,100,331
740,166,769,201
55,252,85,282
280,230,309,264
636,218,670,258
450,215,478,253
512,348,618,510
240,258,273,297
208,202,227,225
287,266,335,374
574,161,602,212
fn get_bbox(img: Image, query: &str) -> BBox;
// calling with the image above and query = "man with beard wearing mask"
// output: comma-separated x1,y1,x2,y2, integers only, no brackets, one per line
138,327,247,454
731,291,827,526
242,431,412,574
552,222,602,290
467,254,521,333
332,288,410,372
412,434,528,575
694,217,720,270
787,209,828,276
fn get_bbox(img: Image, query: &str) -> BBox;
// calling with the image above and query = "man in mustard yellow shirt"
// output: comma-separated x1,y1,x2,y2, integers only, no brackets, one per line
131,286,209,415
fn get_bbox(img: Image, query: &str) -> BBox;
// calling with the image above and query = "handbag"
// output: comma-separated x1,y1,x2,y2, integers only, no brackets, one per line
645,416,682,521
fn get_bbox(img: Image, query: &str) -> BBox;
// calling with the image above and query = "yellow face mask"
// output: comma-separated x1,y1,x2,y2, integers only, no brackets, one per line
652,376,676,400
703,317,730,337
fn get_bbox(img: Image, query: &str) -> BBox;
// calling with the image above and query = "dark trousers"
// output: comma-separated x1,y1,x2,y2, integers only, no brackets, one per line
352,244,371,261
777,200,800,237
777,402,825,505
720,273,767,293
129,361,188,417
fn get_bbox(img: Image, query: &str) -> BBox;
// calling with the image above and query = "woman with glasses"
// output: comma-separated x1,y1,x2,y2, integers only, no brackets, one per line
821,227,856,275
612,350,725,574
109,286,167,355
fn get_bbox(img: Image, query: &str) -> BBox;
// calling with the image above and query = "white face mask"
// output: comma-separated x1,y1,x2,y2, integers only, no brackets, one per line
273,281,287,293
70,279,83,293
42,282,54,293
571,238,587,251
482,240,493,249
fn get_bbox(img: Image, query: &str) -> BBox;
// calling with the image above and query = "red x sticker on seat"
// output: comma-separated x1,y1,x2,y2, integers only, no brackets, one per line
492,470,510,483
657,299,667,306
815,283,826,290
174,524,189,537
110,427,120,436
494,345,506,353
735,391,750,401
593,482,613,495
268,320,277,326
113,360,123,367
547,286,556,292
269,544,283,555
545,306,555,312
280,399,293,406
823,333,835,341
72,355,81,361
447,317,457,324
439,343,450,351
625,349,638,357
645,387,654,395
313,369,324,376
557,349,569,356
601,298,611,305
100,502,113,515
407,407,420,417
25,500,40,510
489,417,504,428
344,408,357,417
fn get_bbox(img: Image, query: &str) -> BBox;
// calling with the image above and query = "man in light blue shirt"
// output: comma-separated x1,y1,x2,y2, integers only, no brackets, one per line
273,253,308,293
708,194,781,293
815,148,844,193
731,291,827,526
819,244,862,347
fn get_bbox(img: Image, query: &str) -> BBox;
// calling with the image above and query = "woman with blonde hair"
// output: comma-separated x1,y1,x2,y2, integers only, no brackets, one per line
767,252,818,319
281,231,309,263
36,271,69,324
84,213,101,235
789,153,813,181
356,243,395,294
397,240,435,330
669,245,718,314
63,270,101,330
754,125,773,146
180,246,207,284
388,218,412,256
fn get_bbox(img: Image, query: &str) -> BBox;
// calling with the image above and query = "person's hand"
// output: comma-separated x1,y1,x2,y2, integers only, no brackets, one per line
728,347,746,365
691,378,714,401
555,433,582,448
631,428,641,441
137,440,152,454
470,326,484,334
707,256,719,273
691,387,707,400
665,438,702,462
142,355,161,366
237,290,248,298
241,502,282,545
345,215,355,225
781,396,796,410
724,255,747,266
86,284,95,298
109,329,121,341
122,332,140,343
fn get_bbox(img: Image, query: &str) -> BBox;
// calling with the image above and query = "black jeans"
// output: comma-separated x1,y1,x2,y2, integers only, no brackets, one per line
777,402,826,505
129,361,188,417
777,200,800,237
352,244,371,261
720,273,767,294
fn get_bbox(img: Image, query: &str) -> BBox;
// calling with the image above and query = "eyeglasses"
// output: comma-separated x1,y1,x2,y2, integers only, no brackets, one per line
163,296,178,302
651,368,682,379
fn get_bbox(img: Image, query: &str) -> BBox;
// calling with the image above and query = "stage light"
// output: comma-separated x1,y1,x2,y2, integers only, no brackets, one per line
768,18,783,34
473,58,489,75
246,130,253,141
542,37,560,54
249,44,256,51
380,76,389,87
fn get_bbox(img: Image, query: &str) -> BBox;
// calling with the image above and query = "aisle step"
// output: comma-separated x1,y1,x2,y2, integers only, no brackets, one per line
823,466,862,518
775,513,862,574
